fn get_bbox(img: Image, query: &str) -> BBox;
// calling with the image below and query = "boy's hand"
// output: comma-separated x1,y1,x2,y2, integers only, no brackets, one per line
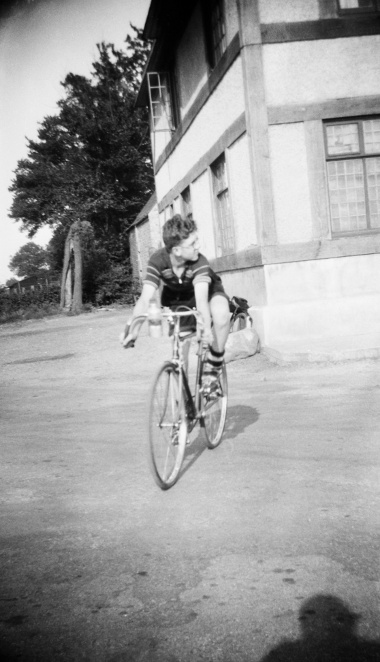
119,323,136,348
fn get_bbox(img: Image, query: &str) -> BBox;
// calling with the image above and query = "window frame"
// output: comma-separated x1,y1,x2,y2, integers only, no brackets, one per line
180,186,193,219
147,71,178,133
202,0,227,70
337,0,380,15
324,116,380,236
210,152,235,256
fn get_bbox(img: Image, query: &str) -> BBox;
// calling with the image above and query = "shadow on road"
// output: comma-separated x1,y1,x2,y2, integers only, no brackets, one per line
260,594,380,662
223,404,259,441
180,404,259,480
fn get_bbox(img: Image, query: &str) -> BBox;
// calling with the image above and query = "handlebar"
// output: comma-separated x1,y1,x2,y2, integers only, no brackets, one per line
121,308,204,349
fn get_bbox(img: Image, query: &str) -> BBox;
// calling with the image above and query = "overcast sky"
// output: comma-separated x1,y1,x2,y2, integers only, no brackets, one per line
0,0,150,284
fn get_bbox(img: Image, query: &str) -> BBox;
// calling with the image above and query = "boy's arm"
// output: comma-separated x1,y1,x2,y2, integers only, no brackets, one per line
121,282,157,346
194,281,213,345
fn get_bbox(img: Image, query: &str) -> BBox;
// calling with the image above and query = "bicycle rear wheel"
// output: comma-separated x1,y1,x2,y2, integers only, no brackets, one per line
230,312,250,333
148,362,187,489
201,362,228,449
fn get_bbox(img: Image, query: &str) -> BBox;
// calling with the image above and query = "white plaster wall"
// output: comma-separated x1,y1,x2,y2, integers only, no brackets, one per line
265,253,380,306
148,206,162,251
254,293,380,344
218,266,267,305
176,3,209,118
151,129,171,165
269,123,313,244
176,1,239,118
191,170,216,258
173,197,181,214
259,0,319,23
246,254,380,344
227,133,258,248
263,36,380,107
155,57,245,201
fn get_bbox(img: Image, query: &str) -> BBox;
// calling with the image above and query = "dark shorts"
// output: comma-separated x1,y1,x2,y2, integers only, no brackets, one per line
161,280,228,309
161,283,229,331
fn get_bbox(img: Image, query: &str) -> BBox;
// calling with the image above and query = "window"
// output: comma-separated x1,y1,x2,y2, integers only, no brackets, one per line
181,186,192,219
325,118,380,235
337,0,379,13
210,0,227,64
164,204,174,221
211,154,235,256
203,0,227,69
147,72,176,132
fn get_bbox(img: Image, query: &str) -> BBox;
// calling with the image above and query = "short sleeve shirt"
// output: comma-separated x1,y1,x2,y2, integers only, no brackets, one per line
144,248,213,297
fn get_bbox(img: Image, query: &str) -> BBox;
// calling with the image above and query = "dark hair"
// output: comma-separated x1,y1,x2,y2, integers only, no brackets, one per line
162,214,197,252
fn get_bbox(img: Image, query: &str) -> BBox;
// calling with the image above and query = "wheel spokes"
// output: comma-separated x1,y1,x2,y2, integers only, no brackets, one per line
149,365,187,488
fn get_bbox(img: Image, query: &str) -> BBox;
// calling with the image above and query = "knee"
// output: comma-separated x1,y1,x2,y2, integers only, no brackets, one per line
211,299,230,329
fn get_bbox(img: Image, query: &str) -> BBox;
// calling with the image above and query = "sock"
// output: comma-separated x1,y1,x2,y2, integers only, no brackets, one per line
203,346,224,377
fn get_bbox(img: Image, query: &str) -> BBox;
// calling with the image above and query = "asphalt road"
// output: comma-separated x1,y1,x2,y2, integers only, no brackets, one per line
1,308,379,662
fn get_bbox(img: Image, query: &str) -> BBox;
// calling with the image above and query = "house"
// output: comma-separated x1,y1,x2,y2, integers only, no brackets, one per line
8,273,53,295
135,0,380,355
129,192,160,284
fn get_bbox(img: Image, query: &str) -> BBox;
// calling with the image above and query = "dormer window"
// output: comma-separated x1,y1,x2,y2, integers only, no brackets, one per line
147,72,176,132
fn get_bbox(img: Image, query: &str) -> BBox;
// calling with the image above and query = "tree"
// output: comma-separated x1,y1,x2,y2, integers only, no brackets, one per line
0,0,36,21
8,27,153,310
8,242,49,278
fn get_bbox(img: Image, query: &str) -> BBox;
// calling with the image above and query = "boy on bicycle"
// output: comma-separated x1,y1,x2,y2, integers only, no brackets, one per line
122,215,230,388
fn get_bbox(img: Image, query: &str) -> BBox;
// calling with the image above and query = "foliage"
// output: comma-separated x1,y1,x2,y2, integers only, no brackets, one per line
8,241,49,278
0,284,61,324
6,278,18,287
0,0,36,21
9,27,153,305
94,262,141,306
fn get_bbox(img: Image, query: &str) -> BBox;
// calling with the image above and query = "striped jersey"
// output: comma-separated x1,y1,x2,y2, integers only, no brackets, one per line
144,248,221,296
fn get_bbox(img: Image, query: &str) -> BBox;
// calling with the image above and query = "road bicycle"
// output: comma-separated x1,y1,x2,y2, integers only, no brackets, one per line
124,309,228,490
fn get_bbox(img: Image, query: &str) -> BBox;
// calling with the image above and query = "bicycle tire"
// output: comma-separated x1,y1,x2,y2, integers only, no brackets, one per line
148,362,187,489
230,312,250,333
201,362,228,449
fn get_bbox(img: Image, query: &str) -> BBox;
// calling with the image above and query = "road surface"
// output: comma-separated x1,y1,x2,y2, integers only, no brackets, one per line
1,308,379,661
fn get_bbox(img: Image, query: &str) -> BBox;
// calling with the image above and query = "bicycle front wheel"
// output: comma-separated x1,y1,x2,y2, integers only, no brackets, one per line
148,362,187,489
201,363,228,449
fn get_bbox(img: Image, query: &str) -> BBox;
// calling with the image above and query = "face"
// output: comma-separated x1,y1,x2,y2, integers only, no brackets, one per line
173,231,200,262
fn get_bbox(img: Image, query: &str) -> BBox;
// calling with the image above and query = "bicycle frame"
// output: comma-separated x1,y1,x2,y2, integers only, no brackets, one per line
125,308,207,421
164,309,206,424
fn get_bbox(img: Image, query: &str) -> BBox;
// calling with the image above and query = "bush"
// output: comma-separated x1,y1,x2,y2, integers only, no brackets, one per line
94,263,141,307
0,285,61,324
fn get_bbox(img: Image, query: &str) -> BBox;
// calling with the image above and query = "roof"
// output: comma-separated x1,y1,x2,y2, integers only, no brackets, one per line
143,0,195,41
129,192,157,229
136,0,196,107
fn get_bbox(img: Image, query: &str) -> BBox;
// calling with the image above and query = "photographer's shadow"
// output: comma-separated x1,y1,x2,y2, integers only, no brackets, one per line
261,594,380,662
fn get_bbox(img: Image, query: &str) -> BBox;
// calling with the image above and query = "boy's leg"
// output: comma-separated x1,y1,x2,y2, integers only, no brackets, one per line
209,294,230,352
202,294,230,386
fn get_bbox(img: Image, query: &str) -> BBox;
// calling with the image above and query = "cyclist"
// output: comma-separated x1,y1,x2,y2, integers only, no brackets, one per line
122,215,230,388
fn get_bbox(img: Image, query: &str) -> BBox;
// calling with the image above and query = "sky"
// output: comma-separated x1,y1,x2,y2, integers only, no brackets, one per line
0,0,151,285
